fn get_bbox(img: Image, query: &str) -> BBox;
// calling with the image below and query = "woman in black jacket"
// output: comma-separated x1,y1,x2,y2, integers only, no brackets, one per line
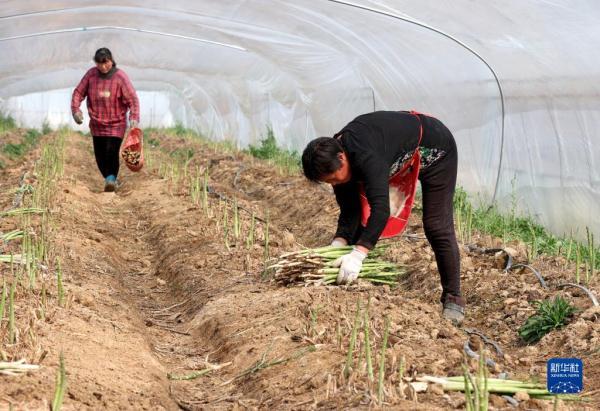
301,110,464,323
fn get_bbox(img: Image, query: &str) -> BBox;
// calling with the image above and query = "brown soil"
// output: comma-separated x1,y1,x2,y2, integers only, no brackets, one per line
0,131,598,410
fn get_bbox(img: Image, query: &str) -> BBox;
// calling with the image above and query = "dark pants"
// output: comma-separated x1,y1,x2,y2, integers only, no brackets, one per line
92,136,122,178
418,124,463,307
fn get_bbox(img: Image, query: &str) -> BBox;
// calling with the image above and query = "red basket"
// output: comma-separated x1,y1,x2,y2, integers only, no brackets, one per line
120,127,144,172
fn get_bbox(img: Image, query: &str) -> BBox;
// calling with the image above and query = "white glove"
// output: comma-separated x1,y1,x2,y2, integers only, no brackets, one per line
73,111,83,125
130,119,138,129
332,248,367,285
330,238,347,247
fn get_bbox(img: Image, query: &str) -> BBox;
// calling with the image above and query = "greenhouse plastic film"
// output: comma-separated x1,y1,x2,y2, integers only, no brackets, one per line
0,0,598,240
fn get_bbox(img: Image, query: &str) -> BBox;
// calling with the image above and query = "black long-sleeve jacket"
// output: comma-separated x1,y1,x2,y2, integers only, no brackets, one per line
333,111,452,249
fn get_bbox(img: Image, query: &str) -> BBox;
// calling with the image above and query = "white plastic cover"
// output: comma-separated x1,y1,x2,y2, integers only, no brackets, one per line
0,1,598,240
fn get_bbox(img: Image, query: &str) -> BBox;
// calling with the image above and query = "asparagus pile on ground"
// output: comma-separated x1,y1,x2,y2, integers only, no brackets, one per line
122,149,141,166
0,360,40,376
269,244,404,286
421,376,580,401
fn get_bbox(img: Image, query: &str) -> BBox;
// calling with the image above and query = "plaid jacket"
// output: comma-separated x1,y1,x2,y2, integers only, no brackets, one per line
71,67,139,137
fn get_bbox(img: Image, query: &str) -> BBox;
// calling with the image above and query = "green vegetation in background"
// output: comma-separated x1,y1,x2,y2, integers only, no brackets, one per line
147,137,160,147
145,123,202,139
246,126,300,174
169,147,195,162
146,123,300,174
0,112,16,133
1,113,55,164
3,129,42,159
454,185,599,285
518,296,576,344
42,121,52,135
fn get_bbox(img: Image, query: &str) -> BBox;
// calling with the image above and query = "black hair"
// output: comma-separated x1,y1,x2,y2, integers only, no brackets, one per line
301,137,344,182
94,47,116,65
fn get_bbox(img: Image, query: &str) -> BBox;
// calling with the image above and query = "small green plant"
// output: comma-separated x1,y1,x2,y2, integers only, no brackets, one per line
565,232,574,269
247,126,300,174
230,345,315,383
309,305,321,337
233,198,240,239
264,211,270,263
527,221,539,263
246,213,255,249
0,112,16,133
462,346,490,411
378,316,390,404
518,296,576,344
587,227,595,283
169,147,195,162
3,143,27,158
8,278,16,344
2,129,42,159
576,245,581,284
172,122,189,136
56,258,65,307
344,300,361,378
40,280,47,320
189,167,201,205
25,128,41,144
52,352,67,411
202,168,209,215
364,297,374,382
42,121,52,135
0,278,6,324
397,355,406,398
248,126,280,159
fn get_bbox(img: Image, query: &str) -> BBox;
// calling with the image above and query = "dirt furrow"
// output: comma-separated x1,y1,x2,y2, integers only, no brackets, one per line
3,131,598,410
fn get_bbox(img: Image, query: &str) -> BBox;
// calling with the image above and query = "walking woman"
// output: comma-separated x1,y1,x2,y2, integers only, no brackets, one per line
301,111,464,323
71,47,140,192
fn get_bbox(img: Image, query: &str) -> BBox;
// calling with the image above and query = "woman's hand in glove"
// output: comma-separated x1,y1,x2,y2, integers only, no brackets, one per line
332,248,367,284
330,237,348,247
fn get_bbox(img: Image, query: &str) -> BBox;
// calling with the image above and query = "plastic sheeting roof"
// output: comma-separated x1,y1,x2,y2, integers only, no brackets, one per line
1,1,598,240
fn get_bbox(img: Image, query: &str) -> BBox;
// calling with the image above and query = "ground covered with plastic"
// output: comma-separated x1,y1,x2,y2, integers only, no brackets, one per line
0,130,598,410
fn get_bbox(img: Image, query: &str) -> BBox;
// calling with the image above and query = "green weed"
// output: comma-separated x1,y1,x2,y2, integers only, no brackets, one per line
518,296,576,344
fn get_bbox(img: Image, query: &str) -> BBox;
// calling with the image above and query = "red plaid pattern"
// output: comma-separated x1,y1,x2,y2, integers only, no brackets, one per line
71,68,139,137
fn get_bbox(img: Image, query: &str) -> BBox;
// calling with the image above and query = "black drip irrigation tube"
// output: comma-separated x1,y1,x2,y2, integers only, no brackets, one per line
509,264,548,289
466,244,599,305
467,245,514,272
557,283,599,307
461,243,599,407
462,328,520,407
463,340,497,368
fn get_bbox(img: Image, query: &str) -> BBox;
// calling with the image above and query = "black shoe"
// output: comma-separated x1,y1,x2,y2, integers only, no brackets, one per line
442,302,465,324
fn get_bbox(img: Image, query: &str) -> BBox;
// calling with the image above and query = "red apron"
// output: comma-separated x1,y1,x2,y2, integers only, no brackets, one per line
359,110,424,239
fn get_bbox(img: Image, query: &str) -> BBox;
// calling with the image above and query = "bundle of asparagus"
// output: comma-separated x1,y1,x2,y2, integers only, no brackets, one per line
269,245,404,286
421,376,580,401
122,148,141,166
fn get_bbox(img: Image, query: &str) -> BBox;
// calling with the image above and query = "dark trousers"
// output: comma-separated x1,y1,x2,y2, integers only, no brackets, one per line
418,126,463,306
92,136,122,178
